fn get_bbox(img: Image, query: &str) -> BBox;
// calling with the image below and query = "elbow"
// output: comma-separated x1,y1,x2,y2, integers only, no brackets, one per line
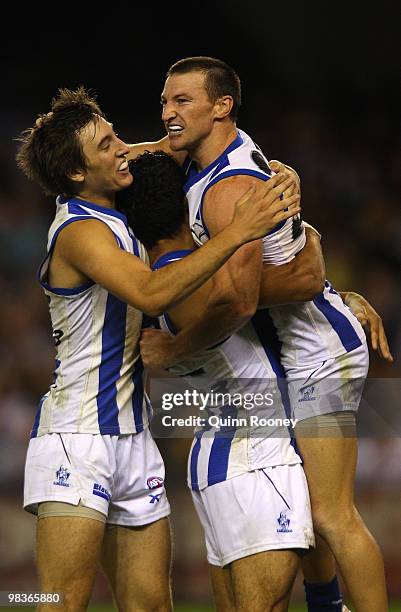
212,292,258,323
134,292,166,318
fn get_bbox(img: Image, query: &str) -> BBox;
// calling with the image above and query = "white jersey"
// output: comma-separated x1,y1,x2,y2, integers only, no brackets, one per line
153,250,301,492
32,196,150,438
184,128,366,368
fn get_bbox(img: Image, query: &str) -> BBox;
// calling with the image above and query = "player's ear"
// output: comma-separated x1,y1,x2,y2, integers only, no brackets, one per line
214,95,233,120
67,169,85,184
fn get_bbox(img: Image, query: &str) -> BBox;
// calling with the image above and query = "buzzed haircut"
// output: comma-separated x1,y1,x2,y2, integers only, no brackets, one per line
167,56,241,121
115,151,187,251
16,86,105,197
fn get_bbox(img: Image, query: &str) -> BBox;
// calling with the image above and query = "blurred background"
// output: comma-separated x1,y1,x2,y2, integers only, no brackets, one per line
1,3,400,609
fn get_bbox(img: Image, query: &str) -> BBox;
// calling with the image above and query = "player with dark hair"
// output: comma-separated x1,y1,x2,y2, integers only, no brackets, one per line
135,58,390,611
16,87,300,611
117,150,316,611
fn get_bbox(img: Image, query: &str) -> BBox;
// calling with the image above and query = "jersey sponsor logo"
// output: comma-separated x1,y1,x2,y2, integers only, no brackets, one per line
191,222,209,245
148,493,162,504
277,511,293,533
92,483,111,501
298,385,316,403
53,465,70,487
250,150,272,175
147,476,164,490
292,214,303,240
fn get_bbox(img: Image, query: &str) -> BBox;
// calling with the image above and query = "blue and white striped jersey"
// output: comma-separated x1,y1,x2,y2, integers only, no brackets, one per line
32,196,150,438
184,129,366,368
153,251,301,492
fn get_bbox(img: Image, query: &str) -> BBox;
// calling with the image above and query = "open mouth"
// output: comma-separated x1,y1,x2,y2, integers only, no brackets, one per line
118,160,129,172
168,125,184,135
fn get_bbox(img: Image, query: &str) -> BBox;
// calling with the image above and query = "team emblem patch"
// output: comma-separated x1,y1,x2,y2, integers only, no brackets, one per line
277,511,293,533
298,385,316,403
53,466,70,487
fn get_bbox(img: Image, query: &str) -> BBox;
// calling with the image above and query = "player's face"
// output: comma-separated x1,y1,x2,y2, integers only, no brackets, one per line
161,72,217,153
77,116,132,205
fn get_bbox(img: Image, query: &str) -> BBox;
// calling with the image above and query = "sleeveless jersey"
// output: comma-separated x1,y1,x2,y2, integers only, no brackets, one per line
184,129,366,368
153,250,301,492
32,196,150,438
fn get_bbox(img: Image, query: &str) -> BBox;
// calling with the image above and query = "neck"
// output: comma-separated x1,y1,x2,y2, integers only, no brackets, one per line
75,191,115,209
148,225,194,267
190,123,238,170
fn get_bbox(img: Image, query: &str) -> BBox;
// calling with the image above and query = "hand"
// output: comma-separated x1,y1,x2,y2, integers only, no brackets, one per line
269,159,301,198
140,328,178,370
342,292,394,362
231,172,301,243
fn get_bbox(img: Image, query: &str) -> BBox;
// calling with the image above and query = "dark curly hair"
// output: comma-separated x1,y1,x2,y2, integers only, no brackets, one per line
116,151,187,250
16,86,105,197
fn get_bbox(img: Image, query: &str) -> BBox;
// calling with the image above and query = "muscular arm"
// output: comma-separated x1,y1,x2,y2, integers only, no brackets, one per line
258,225,326,308
53,217,247,317
140,176,266,366
127,136,187,165
54,173,297,318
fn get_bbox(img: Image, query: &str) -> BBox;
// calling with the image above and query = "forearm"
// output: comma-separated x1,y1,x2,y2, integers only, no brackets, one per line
258,227,325,307
139,226,244,316
168,301,252,363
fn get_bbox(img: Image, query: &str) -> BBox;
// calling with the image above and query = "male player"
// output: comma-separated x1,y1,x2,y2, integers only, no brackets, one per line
16,87,299,611
117,149,316,612
137,57,390,611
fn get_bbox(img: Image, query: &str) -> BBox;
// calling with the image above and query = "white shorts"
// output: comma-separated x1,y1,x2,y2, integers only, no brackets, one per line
287,342,369,422
23,427,170,527
191,464,314,567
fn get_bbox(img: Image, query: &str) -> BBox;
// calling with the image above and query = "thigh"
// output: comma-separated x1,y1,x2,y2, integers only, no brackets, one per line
101,517,172,612
37,515,104,611
295,420,358,510
230,549,300,611
210,565,235,612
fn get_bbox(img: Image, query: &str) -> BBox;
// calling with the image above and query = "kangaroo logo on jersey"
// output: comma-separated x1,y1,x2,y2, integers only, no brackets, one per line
251,150,272,176
147,476,164,490
298,385,316,403
53,466,70,487
277,511,293,533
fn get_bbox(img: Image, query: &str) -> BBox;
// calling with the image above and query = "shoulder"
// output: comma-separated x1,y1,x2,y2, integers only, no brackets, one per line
205,174,262,206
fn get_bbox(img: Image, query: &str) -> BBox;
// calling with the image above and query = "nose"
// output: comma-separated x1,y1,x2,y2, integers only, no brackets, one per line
116,137,130,156
161,102,177,123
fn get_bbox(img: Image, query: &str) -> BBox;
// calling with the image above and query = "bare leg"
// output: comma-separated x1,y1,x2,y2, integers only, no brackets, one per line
210,565,235,612
296,432,388,612
301,534,337,583
229,550,300,612
101,517,172,612
37,516,105,611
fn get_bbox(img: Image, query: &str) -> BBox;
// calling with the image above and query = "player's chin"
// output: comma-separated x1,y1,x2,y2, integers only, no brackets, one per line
168,135,186,152
116,172,133,189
